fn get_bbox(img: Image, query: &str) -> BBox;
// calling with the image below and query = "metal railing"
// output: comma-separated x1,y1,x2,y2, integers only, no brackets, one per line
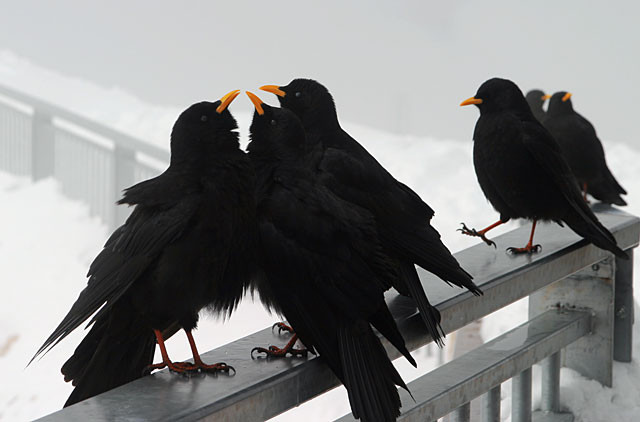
1,85,637,422
33,206,638,422
0,83,169,229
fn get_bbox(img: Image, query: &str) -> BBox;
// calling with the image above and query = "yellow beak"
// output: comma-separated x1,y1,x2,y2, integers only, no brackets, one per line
246,91,265,115
460,96,483,106
216,89,241,114
542,94,551,101
260,85,286,97
562,92,572,102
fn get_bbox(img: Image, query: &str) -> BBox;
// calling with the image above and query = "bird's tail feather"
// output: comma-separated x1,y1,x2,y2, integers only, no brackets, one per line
398,263,445,346
392,226,482,296
62,307,155,407
563,206,628,260
338,321,408,422
588,167,627,206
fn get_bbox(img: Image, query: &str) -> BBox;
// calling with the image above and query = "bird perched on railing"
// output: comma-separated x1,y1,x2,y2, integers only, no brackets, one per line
543,91,627,206
259,79,481,348
31,91,258,407
458,78,627,259
246,92,415,422
525,89,551,123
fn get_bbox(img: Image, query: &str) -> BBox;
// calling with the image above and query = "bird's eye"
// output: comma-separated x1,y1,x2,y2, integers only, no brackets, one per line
295,92,302,98
200,115,208,122
270,119,277,126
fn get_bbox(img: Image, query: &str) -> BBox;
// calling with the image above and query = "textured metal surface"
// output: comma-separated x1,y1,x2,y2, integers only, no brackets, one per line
614,251,634,362
540,352,560,412
512,367,532,422
532,411,574,422
451,402,471,422
338,310,591,422
37,209,637,422
483,385,501,422
529,257,615,386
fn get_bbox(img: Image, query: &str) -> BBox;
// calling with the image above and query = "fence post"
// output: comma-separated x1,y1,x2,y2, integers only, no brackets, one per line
529,255,615,386
614,251,634,362
31,110,55,180
113,144,136,229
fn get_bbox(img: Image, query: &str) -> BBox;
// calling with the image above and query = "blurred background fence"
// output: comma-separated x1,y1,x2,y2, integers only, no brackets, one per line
0,83,168,229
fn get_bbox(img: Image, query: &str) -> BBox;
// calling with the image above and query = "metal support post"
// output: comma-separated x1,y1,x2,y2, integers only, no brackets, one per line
483,385,501,422
614,251,634,362
512,367,532,422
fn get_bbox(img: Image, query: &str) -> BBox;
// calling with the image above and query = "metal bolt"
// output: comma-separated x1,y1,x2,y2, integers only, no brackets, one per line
592,263,600,272
616,306,627,319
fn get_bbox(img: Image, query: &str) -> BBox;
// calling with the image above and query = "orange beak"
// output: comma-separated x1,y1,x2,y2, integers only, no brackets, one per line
246,91,265,115
460,96,483,106
562,92,572,102
260,85,286,97
216,89,241,114
542,94,551,101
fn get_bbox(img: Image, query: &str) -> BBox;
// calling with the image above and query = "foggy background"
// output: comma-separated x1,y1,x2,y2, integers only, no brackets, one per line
1,0,638,145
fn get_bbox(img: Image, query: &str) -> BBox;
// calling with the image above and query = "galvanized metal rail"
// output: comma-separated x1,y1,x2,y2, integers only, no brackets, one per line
35,206,639,422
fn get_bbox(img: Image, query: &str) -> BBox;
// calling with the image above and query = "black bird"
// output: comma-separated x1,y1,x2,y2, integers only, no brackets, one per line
458,78,627,259
544,91,627,206
246,91,415,422
525,89,551,123
260,79,480,346
31,91,258,406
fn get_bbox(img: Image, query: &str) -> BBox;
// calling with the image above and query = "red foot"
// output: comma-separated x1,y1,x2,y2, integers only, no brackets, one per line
458,223,496,248
251,334,309,358
272,322,294,335
145,359,233,375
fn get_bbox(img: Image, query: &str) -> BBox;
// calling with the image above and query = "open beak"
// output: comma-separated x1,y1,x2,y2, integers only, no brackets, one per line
460,96,483,106
216,89,241,114
246,91,265,115
260,85,286,97
562,92,572,102
542,94,551,101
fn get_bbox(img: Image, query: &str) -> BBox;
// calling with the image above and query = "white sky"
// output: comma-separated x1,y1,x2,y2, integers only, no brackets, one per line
0,1,638,144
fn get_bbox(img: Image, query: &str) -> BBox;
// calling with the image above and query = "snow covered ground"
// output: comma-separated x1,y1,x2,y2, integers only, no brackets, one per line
1,50,639,421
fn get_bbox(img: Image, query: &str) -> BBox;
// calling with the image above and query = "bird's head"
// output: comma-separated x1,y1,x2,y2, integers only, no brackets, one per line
547,91,574,115
260,78,338,129
170,90,241,164
460,78,531,115
525,89,551,110
246,91,307,160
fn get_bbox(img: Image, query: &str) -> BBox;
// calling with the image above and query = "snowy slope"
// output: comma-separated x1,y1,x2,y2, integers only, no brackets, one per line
1,50,639,421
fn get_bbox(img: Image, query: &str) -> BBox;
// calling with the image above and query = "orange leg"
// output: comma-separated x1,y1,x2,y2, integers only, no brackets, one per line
507,220,542,255
458,220,505,248
272,321,294,335
146,329,233,374
251,334,308,358
582,183,590,203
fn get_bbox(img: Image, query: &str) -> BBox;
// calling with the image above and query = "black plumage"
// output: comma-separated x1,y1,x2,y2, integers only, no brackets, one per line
31,92,257,406
246,93,414,422
525,89,550,123
260,79,480,346
544,91,627,206
459,78,627,259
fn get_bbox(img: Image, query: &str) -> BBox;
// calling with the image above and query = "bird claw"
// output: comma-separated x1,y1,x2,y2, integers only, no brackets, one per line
251,345,309,359
506,244,542,255
271,322,294,335
458,223,497,248
144,360,235,376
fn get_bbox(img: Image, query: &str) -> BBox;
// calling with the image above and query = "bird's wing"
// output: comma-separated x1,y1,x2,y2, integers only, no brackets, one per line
320,135,435,222
32,194,201,361
520,119,617,239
